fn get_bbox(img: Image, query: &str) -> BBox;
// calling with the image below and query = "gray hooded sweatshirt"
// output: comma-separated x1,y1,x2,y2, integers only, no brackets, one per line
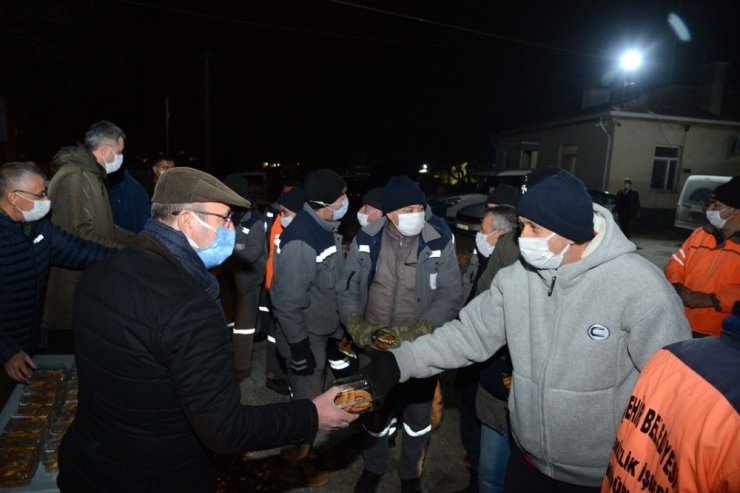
392,204,690,486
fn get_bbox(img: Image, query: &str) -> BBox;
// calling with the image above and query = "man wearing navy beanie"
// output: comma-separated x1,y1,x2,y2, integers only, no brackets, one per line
339,175,462,492
361,168,691,491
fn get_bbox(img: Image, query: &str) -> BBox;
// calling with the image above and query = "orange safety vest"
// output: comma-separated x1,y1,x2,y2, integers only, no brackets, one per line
664,226,740,336
265,218,283,290
601,347,740,493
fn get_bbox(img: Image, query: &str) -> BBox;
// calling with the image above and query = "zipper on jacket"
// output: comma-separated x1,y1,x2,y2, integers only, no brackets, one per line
547,276,557,296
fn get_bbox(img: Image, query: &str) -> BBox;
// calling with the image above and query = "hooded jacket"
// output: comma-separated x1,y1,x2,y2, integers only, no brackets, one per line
44,143,136,330
0,212,113,364
338,213,462,331
392,204,691,486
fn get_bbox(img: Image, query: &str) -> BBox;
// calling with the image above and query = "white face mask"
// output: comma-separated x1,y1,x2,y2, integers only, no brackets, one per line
104,152,124,174
475,232,496,258
16,198,51,222
280,215,294,228
519,232,570,269
394,211,425,236
706,209,728,229
357,211,369,227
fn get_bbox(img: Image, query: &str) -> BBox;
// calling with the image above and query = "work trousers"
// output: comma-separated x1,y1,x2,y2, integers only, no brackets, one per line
360,375,437,480
231,286,260,374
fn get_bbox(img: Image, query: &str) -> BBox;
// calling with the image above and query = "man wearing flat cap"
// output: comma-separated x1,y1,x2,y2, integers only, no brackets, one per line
361,169,689,492
339,175,462,493
665,174,740,337
270,168,350,485
57,167,356,493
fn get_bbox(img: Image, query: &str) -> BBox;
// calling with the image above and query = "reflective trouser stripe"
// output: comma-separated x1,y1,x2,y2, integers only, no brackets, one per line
227,322,235,328
233,328,256,335
267,335,276,344
363,417,397,438
259,306,270,312
328,358,350,370
403,422,431,437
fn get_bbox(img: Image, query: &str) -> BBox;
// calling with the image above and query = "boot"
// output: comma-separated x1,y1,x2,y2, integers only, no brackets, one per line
278,444,330,488
354,469,382,493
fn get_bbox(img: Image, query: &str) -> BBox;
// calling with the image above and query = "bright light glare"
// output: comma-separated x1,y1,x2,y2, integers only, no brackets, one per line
620,50,643,71
667,13,691,42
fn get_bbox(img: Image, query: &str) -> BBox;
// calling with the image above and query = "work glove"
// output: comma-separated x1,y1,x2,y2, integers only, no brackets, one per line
386,319,433,344
345,313,387,348
361,347,401,407
289,339,316,376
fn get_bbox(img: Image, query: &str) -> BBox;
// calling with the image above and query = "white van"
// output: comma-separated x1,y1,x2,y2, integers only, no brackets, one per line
674,175,731,233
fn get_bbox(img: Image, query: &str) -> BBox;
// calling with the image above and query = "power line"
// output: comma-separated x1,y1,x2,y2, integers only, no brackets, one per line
120,0,606,59
328,0,607,60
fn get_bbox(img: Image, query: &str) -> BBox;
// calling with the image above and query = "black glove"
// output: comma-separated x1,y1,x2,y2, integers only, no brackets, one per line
362,347,401,407
289,339,316,376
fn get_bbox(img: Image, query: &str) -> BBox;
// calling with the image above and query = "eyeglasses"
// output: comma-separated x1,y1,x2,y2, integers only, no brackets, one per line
173,209,233,226
14,189,48,200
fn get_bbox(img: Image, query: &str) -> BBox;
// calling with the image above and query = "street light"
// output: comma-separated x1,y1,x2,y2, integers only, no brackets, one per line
619,50,643,71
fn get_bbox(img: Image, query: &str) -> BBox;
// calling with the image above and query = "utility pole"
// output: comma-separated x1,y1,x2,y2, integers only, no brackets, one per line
203,52,211,172
164,92,170,155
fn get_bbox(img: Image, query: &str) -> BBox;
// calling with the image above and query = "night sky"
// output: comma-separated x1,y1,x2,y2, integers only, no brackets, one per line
2,0,739,178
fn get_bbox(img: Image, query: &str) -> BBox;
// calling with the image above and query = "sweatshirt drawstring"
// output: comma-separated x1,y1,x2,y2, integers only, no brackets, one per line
548,276,557,296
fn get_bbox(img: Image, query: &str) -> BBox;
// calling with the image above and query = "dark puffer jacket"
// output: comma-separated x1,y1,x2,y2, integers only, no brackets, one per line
0,212,113,364
58,233,318,493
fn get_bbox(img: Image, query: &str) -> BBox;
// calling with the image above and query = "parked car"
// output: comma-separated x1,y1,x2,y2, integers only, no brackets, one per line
674,175,731,234
429,168,533,224
454,187,618,234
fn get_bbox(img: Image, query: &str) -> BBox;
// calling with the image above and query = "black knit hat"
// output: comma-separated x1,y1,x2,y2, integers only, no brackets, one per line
382,176,426,213
518,169,595,242
712,175,740,209
304,169,347,205
277,187,306,213
487,184,521,208
362,187,385,211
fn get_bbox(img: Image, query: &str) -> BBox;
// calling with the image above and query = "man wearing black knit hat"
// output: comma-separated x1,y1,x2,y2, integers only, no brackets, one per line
271,168,349,487
360,169,690,492
339,175,462,493
665,174,740,337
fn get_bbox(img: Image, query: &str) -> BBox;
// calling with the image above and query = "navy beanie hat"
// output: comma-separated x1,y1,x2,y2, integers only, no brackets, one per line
382,176,426,213
277,187,305,213
362,187,385,211
712,175,740,209
518,169,595,242
304,169,347,205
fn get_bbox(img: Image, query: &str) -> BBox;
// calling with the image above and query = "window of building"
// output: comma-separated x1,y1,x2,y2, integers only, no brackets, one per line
650,146,680,191
560,145,578,172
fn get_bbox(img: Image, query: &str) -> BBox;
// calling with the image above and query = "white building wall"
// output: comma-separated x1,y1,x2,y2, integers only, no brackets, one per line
611,119,740,209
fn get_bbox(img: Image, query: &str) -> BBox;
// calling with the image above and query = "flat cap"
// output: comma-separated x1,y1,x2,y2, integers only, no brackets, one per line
153,167,251,209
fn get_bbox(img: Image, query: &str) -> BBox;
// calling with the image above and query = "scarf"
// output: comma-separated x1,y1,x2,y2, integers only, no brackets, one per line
141,218,220,301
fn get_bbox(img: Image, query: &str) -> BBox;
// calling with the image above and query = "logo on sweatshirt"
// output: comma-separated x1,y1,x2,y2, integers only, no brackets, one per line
587,324,610,341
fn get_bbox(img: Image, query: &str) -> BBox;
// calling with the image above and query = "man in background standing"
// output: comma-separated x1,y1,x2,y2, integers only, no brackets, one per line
614,178,640,239
44,120,136,349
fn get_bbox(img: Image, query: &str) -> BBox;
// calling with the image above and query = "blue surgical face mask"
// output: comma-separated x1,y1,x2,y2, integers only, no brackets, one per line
189,212,236,269
331,197,349,221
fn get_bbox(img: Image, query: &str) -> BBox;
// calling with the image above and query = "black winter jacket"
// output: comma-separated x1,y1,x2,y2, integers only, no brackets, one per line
58,232,318,493
0,211,113,364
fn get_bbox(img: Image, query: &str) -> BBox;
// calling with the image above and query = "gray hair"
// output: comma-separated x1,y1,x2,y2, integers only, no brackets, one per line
83,120,126,151
487,205,518,233
151,202,202,224
0,161,47,196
